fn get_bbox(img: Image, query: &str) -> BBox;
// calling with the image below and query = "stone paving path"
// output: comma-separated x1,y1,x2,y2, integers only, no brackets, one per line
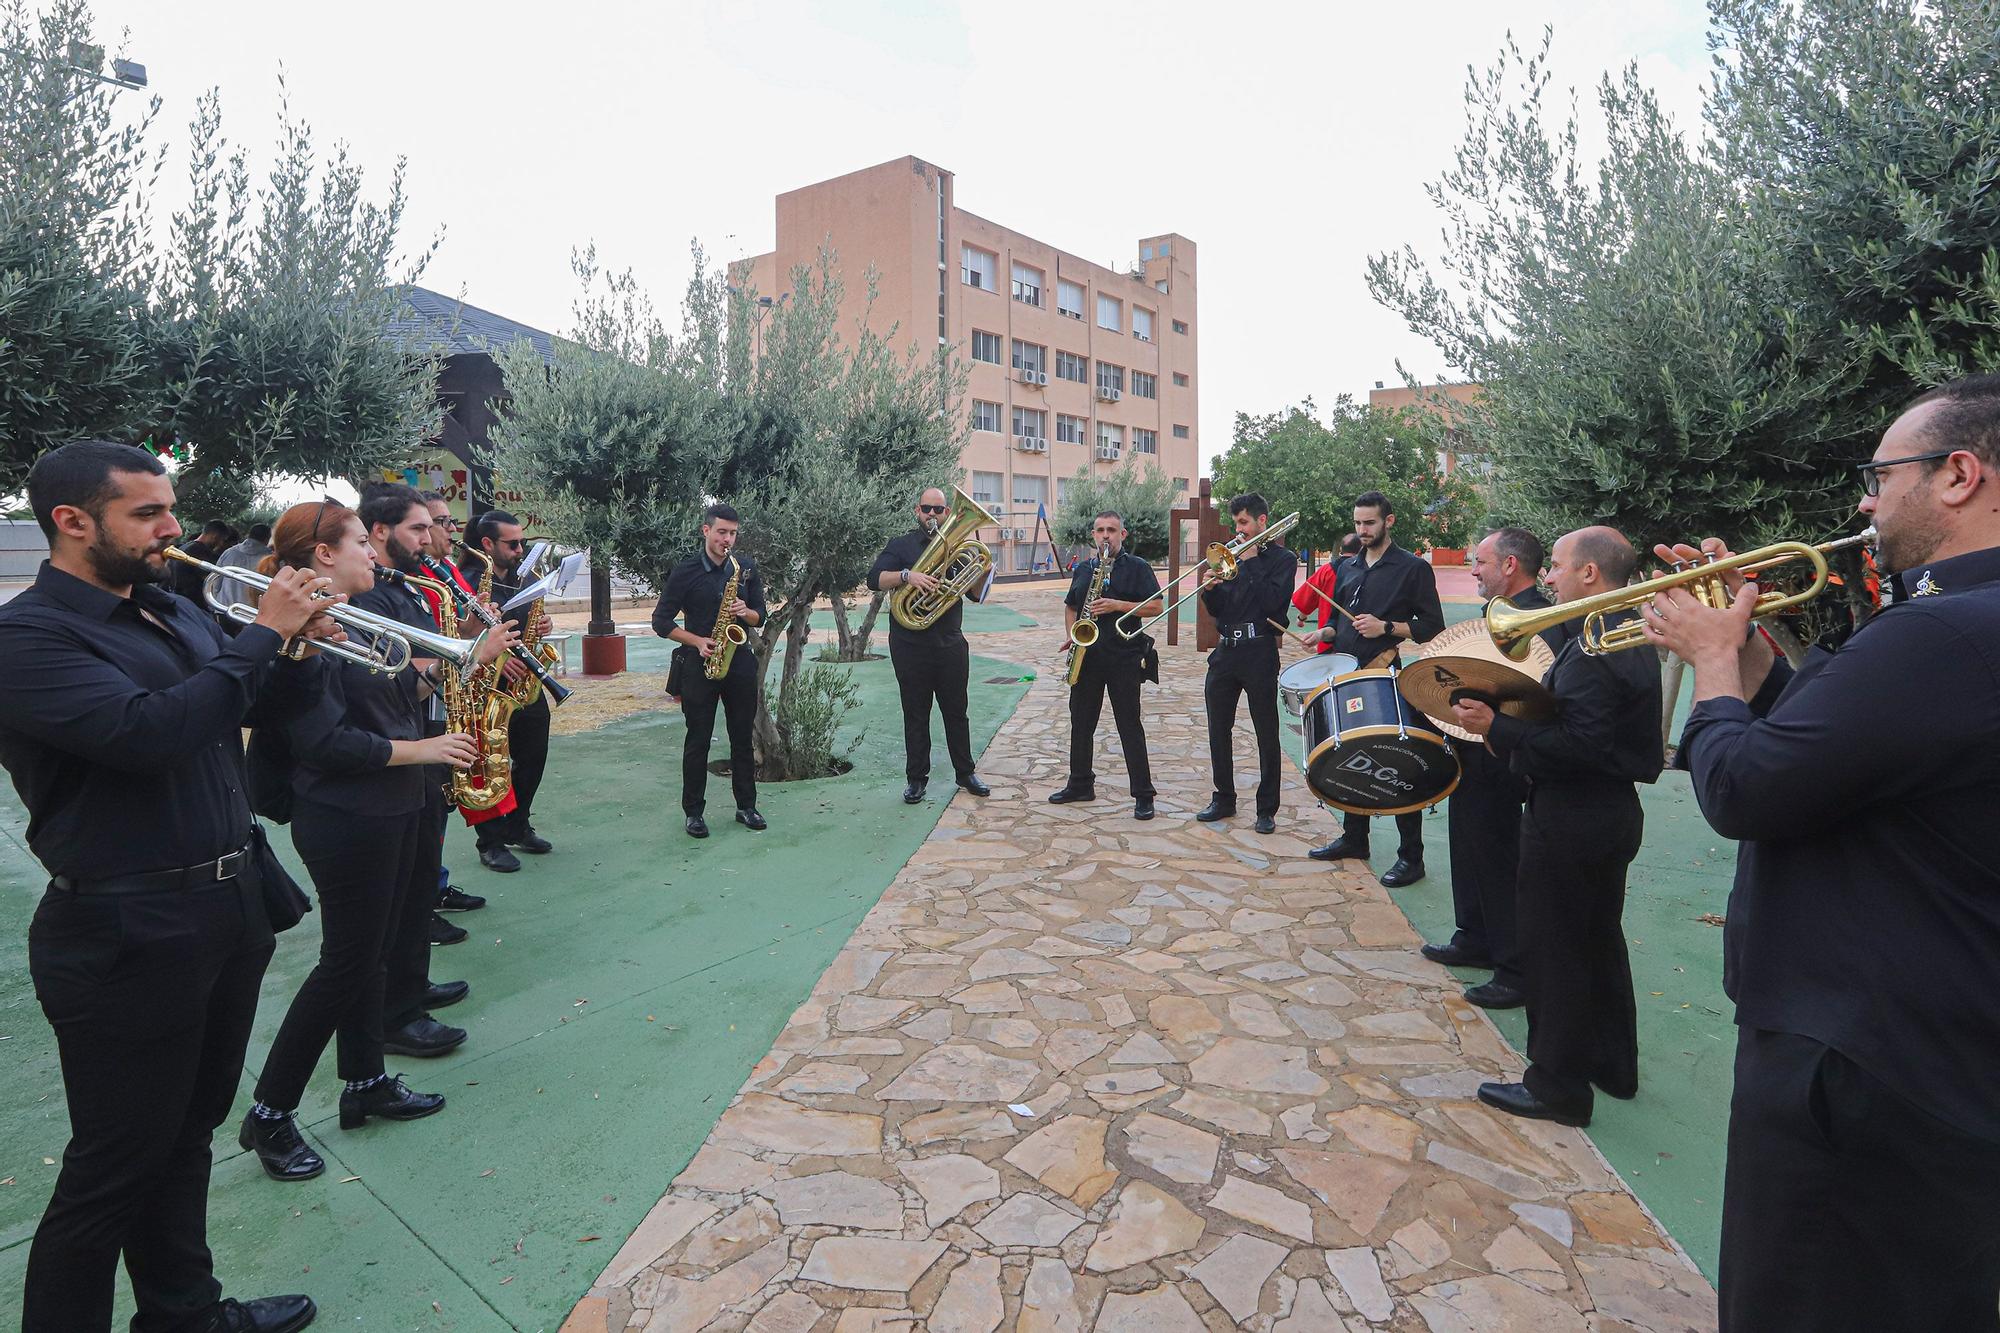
562,609,1718,1333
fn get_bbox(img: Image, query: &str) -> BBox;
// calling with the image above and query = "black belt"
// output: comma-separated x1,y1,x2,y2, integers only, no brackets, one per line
1216,621,1265,646
52,845,253,896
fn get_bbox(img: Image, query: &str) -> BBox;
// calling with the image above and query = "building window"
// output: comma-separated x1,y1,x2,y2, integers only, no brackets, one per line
1095,361,1125,395
1133,307,1154,341
1057,279,1085,320
1013,407,1047,440
1013,471,1048,512
1140,244,1154,261
962,245,997,291
972,400,1001,432
1172,371,1189,387
1014,543,1035,572
971,330,1002,364
1097,293,1123,332
1011,261,1043,306
1174,475,1189,492
1157,241,1171,258
1056,476,1071,510
1097,423,1124,457
1054,350,1088,383
1130,371,1157,399
1056,413,1087,445
1133,428,1158,455
1010,339,1047,375
1172,318,1189,335
970,470,1003,506
1172,423,1190,439
1155,279,1168,293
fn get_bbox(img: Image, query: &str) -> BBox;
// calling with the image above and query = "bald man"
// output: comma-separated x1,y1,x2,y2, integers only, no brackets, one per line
1450,526,1664,1127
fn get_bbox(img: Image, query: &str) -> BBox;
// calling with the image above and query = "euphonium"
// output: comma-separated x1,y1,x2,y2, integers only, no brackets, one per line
705,555,750,680
1064,540,1112,687
1486,528,1879,660
888,486,999,631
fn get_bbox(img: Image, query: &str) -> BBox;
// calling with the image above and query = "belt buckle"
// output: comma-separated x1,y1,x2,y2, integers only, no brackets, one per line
213,855,231,881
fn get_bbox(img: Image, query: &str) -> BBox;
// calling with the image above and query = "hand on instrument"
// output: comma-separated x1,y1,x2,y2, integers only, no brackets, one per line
1315,626,1338,646
1351,612,1388,638
904,570,941,594
1450,698,1497,737
693,635,718,659
501,656,531,685
417,732,480,770
1651,537,1749,600
475,622,522,667
1086,596,1123,616
298,610,348,645
537,612,555,637
254,568,338,639
728,597,753,622
1640,581,1760,667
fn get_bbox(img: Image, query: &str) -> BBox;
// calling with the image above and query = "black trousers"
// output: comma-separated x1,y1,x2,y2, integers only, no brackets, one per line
1720,1028,2000,1331
1067,654,1154,799
890,634,974,784
1340,809,1426,862
256,800,425,1109
1204,644,1283,818
1516,781,1643,1114
25,871,276,1333
680,657,758,815
1445,740,1530,985
477,692,550,848
384,783,444,1030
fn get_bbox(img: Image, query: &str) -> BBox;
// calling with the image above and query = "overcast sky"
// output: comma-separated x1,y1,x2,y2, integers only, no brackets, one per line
90,0,1713,472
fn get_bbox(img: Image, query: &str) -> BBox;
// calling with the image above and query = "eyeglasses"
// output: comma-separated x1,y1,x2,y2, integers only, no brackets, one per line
918,504,947,515
1857,449,1959,497
496,538,525,549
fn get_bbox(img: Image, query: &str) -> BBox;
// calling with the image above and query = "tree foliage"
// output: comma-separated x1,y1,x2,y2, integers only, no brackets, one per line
1050,459,1182,561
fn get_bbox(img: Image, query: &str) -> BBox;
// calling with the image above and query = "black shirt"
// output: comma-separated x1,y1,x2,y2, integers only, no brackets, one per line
1680,544,2000,1143
259,650,424,815
0,561,283,879
1486,611,1664,787
1500,584,1580,657
869,529,966,644
652,549,769,677
1064,550,1162,656
1332,543,1446,664
1200,542,1299,654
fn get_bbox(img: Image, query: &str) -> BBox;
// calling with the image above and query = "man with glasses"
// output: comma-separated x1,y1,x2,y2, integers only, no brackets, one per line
1048,511,1162,819
1642,374,2000,1330
471,509,556,870
869,487,990,805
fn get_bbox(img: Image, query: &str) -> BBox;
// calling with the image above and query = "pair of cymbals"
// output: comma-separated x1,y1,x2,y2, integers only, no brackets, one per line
1397,618,1558,743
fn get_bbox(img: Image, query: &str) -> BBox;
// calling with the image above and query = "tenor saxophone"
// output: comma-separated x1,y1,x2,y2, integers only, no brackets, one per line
1064,540,1113,687
704,556,750,680
389,566,516,811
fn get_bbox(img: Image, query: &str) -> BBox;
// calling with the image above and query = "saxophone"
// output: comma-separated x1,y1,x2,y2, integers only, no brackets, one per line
387,566,516,811
704,555,750,680
1064,540,1114,686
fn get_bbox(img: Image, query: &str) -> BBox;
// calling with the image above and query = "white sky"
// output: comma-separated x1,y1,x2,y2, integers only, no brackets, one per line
89,0,1713,476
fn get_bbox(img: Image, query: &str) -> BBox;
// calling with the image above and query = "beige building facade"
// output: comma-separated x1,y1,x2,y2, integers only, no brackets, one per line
735,156,1200,573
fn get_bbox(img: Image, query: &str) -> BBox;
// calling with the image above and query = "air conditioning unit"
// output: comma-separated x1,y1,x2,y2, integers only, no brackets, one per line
1016,367,1046,386
1033,370,1048,385
1030,436,1048,452
1097,445,1122,461
1096,386,1121,402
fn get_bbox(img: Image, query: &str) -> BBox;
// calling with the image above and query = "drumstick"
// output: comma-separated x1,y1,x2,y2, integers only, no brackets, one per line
1296,578,1361,624
1267,618,1318,649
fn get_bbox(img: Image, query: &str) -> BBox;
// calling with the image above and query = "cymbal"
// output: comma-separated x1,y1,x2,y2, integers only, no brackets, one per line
1400,618,1558,743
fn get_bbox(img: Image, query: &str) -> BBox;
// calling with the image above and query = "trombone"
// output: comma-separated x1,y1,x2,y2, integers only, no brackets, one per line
1115,511,1301,640
165,546,486,676
1486,528,1878,660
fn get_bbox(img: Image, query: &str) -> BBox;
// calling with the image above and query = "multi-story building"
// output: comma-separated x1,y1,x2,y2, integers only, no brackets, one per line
733,155,1200,574
1369,380,1484,477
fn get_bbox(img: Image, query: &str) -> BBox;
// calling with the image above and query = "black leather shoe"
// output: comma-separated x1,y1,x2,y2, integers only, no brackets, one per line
685,815,709,839
1308,835,1368,862
1253,815,1277,834
1195,800,1236,822
957,774,991,797
902,781,927,804
238,1112,324,1183
1420,940,1494,968
1133,798,1155,821
1464,980,1526,1009
510,825,553,853
381,1016,466,1058
436,884,485,913
428,913,467,947
190,1294,318,1333
736,808,767,831
477,844,521,873
1047,786,1096,804
1380,858,1426,888
338,1075,445,1129
1477,1080,1590,1127
424,979,469,1009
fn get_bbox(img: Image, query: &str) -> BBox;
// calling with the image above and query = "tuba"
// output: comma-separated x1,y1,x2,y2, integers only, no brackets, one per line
888,486,999,631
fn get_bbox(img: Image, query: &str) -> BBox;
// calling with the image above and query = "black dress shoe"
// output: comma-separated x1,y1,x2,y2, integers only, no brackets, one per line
1133,798,1155,821
190,1294,318,1333
238,1112,324,1183
1047,785,1096,804
424,979,470,1009
1477,1080,1590,1127
428,913,467,947
1464,979,1526,1009
1195,799,1236,822
902,781,927,804
1420,940,1494,969
510,825,553,853
436,884,485,913
477,844,521,873
381,1016,466,1058
736,808,767,831
685,815,709,839
957,774,990,797
1253,815,1277,834
1308,835,1368,862
1380,857,1426,888
338,1075,445,1129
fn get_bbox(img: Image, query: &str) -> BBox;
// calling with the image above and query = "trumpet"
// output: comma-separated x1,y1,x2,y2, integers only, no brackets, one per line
1486,528,1878,659
1115,511,1301,640
165,546,485,676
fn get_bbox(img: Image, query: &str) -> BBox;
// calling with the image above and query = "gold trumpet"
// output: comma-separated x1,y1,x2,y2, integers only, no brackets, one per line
1115,511,1300,640
1486,528,1878,660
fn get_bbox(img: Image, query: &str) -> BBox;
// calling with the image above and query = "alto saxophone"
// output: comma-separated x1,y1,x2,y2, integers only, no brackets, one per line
1064,540,1113,687
384,566,516,811
704,555,750,680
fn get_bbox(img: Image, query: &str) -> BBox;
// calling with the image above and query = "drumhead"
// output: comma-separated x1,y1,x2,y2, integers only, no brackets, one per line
1300,670,1460,815
1279,652,1357,716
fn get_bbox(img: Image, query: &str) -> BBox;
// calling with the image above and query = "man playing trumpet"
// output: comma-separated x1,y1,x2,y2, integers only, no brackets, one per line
1049,511,1162,819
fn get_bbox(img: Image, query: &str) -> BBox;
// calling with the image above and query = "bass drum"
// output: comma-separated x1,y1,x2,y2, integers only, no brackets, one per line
1300,670,1461,815
1279,652,1358,717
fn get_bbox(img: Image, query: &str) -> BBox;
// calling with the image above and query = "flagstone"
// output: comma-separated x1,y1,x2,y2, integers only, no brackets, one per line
714,1094,883,1157
965,1018,1042,1049
1424,1141,1549,1201
1083,1067,1170,1110
901,1106,1016,1146
973,1193,1087,1247
594,1195,719,1287
1148,995,1223,1047
970,947,1057,980
1276,1150,1409,1236
1388,1218,1453,1276
1571,1191,1672,1251
898,1154,1000,1228
1096,1283,1207,1332
763,1170,904,1229
899,1008,955,1042
675,1142,777,1193
813,1036,904,1057
1577,1255,1718,1330
746,1291,824,1333
1003,1115,1118,1207
1188,1233,1288,1322
1324,1246,1395,1321
1351,1010,1451,1042
1043,1027,1111,1070
777,1062,872,1096
1329,1105,1421,1161
799,1237,949,1292
1097,994,1137,1026
835,995,916,1032
1410,1273,1588,1333
948,981,1024,1014
1172,1087,1273,1136
1017,1256,1084,1333
1121,1111,1221,1184
879,966,968,998
928,1254,1004,1333
879,1044,1038,1102
1210,1174,1315,1242
1227,994,1293,1037
1273,1277,1356,1332
1282,1004,1348,1040
1108,1032,1175,1064
1229,908,1297,934
1285,975,1361,1008
1190,1037,1329,1096
1280,1102,1333,1143
1510,1202,1575,1248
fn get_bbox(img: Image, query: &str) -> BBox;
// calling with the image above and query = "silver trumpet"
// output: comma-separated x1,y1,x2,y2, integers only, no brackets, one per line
164,546,483,676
